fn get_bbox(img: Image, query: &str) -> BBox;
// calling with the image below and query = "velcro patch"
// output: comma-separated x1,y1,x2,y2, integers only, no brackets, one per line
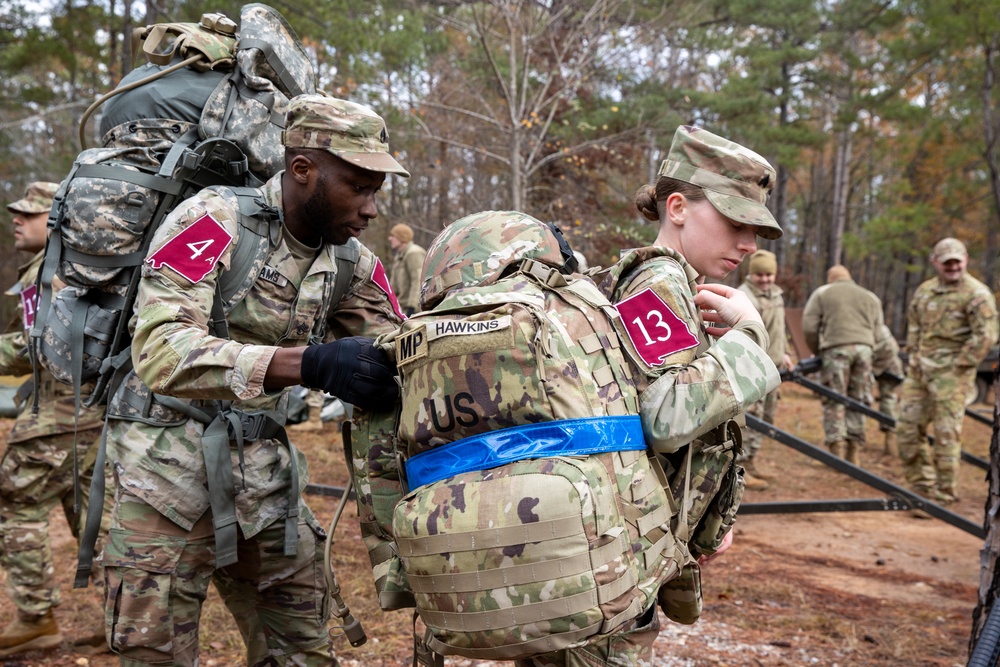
370,257,405,320
425,315,512,341
258,265,288,287
396,325,427,367
19,284,37,331
615,287,698,367
146,213,234,283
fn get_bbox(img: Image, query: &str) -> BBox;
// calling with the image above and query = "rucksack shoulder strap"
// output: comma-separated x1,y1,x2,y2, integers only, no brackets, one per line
330,238,362,307
216,185,280,311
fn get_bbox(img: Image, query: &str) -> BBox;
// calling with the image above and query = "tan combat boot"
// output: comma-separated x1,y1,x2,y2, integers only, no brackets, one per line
883,431,898,457
827,440,846,459
845,441,861,467
0,609,63,657
288,409,324,433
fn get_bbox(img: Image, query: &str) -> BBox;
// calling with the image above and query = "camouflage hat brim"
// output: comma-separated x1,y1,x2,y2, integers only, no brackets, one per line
337,149,411,177
703,189,783,240
6,198,50,215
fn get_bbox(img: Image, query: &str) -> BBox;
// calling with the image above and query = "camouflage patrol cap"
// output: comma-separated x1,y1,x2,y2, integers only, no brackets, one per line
658,126,782,240
7,181,59,214
420,210,565,309
932,237,967,262
282,94,410,177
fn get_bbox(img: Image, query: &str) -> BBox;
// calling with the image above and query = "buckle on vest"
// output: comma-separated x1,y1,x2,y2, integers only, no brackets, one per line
229,410,267,442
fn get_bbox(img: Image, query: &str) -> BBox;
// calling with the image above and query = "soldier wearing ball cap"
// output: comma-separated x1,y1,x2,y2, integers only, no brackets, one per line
897,237,998,509
589,126,781,655
0,181,111,656
101,94,408,665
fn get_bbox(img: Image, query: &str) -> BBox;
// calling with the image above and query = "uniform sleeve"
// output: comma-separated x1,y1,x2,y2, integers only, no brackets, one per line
905,289,922,359
325,246,404,341
959,289,999,368
618,258,779,454
802,291,821,355
0,331,31,377
402,247,426,310
131,190,276,401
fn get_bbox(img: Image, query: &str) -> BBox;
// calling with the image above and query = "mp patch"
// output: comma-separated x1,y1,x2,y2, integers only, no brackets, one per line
396,325,427,367
615,287,699,367
146,213,234,283
370,256,406,320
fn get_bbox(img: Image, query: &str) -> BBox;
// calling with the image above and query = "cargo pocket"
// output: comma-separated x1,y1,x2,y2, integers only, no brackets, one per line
102,527,190,665
0,442,70,502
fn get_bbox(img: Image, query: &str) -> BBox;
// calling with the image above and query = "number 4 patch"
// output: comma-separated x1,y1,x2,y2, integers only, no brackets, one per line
146,213,234,283
615,287,699,367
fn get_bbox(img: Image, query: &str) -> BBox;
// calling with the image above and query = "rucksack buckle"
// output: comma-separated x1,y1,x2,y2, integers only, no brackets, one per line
228,410,267,442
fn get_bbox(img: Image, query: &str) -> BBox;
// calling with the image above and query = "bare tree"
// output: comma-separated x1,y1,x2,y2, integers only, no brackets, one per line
411,0,647,211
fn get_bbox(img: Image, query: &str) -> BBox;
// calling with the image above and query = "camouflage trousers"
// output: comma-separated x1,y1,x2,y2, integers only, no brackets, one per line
876,375,899,433
514,605,660,667
742,389,779,458
0,427,111,615
819,344,873,447
896,364,976,500
103,491,334,667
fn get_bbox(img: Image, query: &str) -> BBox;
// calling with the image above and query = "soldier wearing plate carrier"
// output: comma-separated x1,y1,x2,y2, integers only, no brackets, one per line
0,182,112,656
101,95,406,666
598,126,782,643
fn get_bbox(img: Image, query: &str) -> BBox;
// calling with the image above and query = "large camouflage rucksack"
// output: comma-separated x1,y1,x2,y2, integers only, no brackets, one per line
350,211,685,662
596,246,748,624
30,3,316,408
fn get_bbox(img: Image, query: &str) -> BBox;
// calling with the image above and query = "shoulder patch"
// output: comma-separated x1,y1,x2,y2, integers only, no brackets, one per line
146,213,234,283
615,287,699,367
370,256,406,320
19,284,37,331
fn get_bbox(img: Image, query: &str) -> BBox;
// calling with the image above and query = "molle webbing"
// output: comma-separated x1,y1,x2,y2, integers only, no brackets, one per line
404,530,629,593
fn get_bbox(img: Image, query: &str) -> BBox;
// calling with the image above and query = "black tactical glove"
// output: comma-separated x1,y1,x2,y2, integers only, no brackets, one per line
300,337,398,409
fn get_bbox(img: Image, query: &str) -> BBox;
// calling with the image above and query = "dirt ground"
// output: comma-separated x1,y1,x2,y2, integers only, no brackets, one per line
0,381,992,667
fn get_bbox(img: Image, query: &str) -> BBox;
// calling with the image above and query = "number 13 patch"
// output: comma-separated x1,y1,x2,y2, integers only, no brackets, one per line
615,287,699,367
146,213,234,283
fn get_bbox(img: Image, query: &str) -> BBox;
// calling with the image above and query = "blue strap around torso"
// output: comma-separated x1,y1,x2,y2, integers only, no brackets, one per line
404,415,646,490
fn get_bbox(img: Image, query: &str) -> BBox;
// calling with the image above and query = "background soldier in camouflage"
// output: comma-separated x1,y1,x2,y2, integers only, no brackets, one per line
387,222,426,316
872,323,904,456
102,95,406,666
0,181,111,656
581,126,782,665
802,265,884,465
897,238,999,506
737,249,794,489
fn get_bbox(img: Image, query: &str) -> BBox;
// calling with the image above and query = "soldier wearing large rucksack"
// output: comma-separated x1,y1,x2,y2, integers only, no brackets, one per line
96,94,407,665
348,211,679,665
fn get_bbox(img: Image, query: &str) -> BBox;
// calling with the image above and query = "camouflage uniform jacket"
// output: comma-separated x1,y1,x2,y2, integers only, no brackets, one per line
608,248,780,454
389,241,426,312
0,252,104,443
107,173,401,537
738,278,788,366
802,278,884,354
906,273,999,372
